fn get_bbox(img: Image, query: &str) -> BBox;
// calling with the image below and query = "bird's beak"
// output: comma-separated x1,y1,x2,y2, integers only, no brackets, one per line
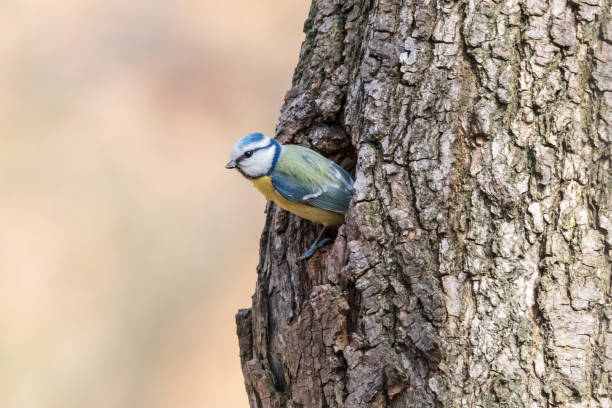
225,160,237,169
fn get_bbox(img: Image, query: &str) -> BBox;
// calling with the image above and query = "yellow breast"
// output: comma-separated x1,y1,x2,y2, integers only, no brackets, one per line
250,176,344,226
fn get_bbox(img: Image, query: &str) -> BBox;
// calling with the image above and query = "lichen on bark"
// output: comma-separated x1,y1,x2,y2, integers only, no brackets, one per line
236,0,611,406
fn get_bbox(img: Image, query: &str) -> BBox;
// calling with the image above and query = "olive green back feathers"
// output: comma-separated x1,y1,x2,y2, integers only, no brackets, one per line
271,145,354,214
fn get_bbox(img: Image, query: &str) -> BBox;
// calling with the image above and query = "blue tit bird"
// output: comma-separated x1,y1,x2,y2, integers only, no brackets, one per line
225,132,354,260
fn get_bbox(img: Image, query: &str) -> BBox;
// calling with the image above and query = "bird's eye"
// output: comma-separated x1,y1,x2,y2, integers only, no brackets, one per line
244,150,253,158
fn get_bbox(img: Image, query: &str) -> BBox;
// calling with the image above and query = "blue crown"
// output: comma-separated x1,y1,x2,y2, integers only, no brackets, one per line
238,132,265,147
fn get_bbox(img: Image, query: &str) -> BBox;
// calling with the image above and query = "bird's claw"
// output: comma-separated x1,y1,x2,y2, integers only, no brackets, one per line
298,238,332,260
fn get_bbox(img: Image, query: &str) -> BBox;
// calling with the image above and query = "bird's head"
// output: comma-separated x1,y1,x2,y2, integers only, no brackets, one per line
225,132,281,179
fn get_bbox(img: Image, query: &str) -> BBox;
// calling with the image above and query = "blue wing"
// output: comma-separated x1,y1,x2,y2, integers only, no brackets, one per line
271,145,354,213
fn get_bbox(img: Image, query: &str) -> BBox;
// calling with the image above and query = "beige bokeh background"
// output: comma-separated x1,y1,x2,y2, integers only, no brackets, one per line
0,1,309,407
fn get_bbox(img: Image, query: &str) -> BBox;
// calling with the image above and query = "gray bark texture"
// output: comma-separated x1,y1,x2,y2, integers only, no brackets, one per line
235,0,611,406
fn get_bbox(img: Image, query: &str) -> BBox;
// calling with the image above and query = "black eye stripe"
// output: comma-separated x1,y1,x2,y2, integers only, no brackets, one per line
237,141,274,163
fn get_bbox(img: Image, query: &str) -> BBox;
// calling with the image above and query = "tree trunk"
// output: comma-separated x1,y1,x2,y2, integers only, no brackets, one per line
236,0,611,406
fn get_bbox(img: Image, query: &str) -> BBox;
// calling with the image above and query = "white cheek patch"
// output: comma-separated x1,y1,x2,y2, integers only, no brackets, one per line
239,146,276,178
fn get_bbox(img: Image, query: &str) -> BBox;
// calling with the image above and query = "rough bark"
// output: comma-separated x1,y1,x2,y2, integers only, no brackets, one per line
236,0,611,406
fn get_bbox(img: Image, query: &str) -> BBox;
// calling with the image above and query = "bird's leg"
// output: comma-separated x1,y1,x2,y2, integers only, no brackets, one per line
298,226,332,260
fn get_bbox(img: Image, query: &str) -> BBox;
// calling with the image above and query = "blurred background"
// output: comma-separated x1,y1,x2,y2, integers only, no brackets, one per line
0,1,309,407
